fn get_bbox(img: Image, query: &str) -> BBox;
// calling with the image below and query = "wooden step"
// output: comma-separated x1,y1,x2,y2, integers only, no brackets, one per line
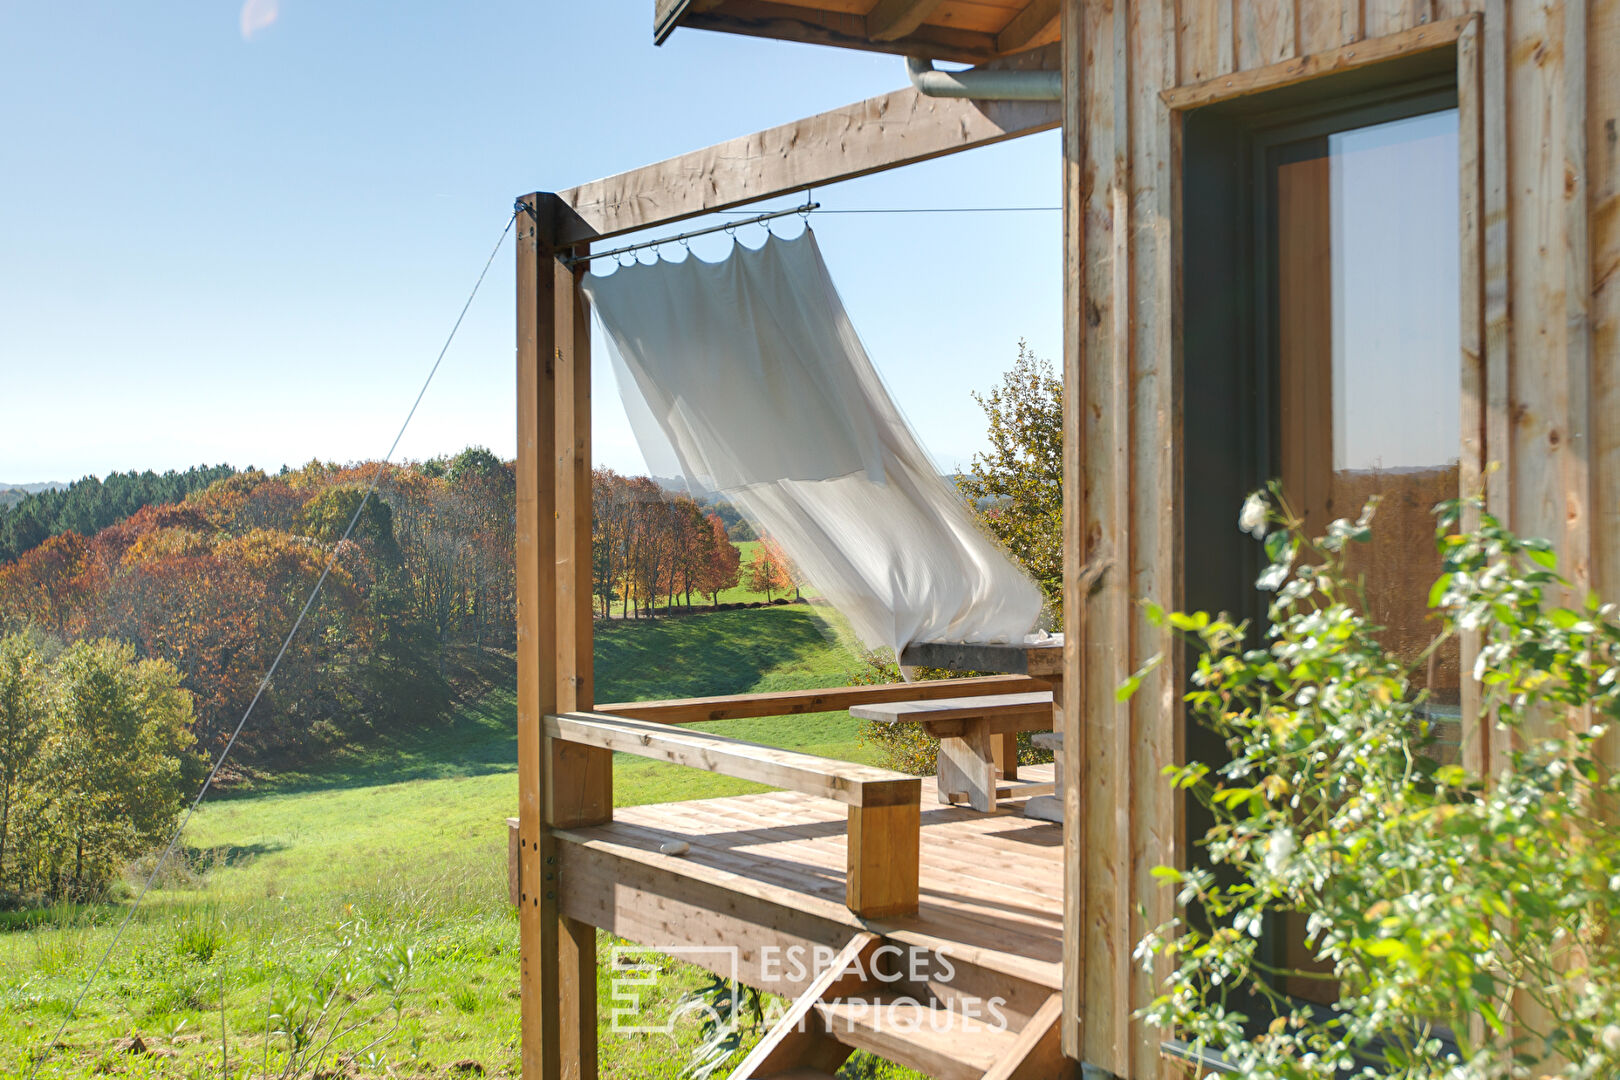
816,996,1020,1080
727,933,874,1080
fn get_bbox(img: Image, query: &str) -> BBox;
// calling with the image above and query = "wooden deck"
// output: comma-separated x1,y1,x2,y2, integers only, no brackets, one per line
554,766,1063,1023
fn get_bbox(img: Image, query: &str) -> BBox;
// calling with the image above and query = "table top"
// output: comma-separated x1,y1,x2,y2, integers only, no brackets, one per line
898,638,1064,678
850,690,1053,724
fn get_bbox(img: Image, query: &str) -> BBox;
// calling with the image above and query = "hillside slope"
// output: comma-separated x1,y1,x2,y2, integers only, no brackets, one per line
0,606,911,1080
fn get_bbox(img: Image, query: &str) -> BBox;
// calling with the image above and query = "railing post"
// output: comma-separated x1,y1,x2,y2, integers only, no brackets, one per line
845,781,920,918
517,193,604,1080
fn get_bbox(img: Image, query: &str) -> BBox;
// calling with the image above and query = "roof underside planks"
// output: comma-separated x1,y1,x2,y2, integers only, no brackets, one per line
655,0,1062,64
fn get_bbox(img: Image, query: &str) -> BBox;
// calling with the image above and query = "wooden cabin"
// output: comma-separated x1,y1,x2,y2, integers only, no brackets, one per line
510,1,1617,1077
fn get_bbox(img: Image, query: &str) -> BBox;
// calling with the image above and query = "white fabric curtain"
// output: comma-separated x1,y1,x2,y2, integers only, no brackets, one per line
581,229,1041,657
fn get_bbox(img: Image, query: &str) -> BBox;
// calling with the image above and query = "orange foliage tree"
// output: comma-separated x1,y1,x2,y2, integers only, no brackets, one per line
746,537,798,602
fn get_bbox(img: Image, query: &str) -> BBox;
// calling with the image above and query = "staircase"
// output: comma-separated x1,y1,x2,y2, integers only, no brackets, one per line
726,934,1071,1080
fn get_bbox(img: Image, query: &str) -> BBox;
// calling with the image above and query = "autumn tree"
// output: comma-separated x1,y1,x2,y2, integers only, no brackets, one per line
695,514,740,606
747,537,796,602
956,341,1063,618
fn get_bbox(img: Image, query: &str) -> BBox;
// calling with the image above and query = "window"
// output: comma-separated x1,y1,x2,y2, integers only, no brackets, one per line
1272,108,1463,733
1180,58,1463,1013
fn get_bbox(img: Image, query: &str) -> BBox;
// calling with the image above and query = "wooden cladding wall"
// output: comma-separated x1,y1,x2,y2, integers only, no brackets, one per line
1063,0,1619,1075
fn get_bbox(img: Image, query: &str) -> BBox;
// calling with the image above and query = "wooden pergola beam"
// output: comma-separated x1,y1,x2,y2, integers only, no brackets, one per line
550,56,1058,243
866,0,946,41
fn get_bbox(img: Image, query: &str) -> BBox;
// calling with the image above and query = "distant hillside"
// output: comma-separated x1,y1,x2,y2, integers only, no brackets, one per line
0,481,65,508
0,465,237,561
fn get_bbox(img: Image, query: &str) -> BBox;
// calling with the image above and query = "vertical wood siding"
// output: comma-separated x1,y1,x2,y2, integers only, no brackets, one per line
1067,0,1617,1073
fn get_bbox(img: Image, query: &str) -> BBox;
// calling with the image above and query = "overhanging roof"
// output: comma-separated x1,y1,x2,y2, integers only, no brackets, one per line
655,0,1061,64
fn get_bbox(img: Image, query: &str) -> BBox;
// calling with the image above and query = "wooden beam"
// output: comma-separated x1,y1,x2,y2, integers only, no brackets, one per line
898,639,1064,677
730,933,876,1078
544,712,921,807
553,51,1059,242
996,0,1062,55
549,247,611,832
982,992,1075,1080
1457,15,1489,780
1158,14,1473,111
1057,0,1084,1060
546,242,603,1080
674,1,999,64
515,193,562,1080
557,837,861,997
866,0,946,42
597,673,1049,724
654,0,697,45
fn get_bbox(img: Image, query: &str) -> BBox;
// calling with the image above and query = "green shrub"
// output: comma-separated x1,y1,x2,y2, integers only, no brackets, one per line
1128,489,1620,1078
0,633,204,903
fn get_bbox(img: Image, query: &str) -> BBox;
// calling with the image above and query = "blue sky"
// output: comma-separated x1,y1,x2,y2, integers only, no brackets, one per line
0,3,1060,484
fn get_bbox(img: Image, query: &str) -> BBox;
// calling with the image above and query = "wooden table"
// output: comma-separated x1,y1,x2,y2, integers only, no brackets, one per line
850,692,1055,812
898,639,1064,682
899,639,1066,822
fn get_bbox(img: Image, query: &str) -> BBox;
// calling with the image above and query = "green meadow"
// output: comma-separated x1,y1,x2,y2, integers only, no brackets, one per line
0,607,914,1080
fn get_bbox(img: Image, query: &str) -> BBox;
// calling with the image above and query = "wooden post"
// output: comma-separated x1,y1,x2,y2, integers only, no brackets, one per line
845,797,920,918
1058,0,1087,1063
517,193,604,1080
516,192,561,1080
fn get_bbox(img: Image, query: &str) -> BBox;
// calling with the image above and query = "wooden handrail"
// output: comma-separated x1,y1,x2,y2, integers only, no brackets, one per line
544,712,918,807
595,673,1049,725
542,711,922,916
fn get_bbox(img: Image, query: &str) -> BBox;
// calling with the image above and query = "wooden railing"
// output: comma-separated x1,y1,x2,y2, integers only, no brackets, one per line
545,711,922,917
521,676,1045,918
595,673,1048,724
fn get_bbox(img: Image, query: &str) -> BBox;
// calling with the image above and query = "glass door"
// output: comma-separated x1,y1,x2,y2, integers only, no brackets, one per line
1268,106,1461,1003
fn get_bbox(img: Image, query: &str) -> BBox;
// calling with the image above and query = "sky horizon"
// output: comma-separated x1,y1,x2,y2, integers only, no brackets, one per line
0,4,1061,488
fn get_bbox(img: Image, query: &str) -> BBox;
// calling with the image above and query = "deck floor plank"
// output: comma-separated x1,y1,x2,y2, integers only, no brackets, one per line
568,767,1065,985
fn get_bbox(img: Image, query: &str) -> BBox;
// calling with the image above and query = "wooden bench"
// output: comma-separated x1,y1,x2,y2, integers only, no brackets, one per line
541,711,923,916
850,692,1056,813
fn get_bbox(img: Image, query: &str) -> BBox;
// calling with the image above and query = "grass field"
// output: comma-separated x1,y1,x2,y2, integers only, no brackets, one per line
0,606,913,1080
